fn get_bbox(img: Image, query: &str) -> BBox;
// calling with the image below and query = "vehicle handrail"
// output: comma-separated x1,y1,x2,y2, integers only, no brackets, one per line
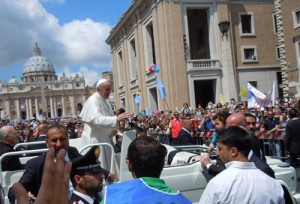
0,149,48,184
13,141,47,150
79,143,115,174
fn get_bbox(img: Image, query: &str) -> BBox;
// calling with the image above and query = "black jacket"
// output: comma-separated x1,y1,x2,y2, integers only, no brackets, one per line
285,118,300,154
8,146,81,202
176,129,194,145
0,142,24,171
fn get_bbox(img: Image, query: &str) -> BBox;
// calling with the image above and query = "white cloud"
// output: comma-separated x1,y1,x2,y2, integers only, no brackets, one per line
0,0,112,82
80,66,103,86
57,66,102,86
60,19,112,66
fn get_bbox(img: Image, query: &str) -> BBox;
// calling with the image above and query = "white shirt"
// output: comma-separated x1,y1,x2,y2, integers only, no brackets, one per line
72,190,94,204
199,161,284,204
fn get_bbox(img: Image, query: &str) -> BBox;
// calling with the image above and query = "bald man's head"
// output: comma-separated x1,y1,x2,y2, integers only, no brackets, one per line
226,113,247,127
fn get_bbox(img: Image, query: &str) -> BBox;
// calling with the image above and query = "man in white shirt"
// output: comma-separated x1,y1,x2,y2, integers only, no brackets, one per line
199,126,284,204
79,79,130,170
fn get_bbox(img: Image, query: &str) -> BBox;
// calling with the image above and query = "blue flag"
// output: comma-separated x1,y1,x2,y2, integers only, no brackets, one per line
156,77,166,100
134,94,141,104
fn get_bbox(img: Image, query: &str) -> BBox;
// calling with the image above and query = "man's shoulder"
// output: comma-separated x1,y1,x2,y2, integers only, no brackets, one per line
0,142,12,153
27,153,46,165
287,118,300,126
108,179,145,192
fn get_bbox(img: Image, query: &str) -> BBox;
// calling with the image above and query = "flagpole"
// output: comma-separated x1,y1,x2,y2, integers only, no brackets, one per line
164,99,170,111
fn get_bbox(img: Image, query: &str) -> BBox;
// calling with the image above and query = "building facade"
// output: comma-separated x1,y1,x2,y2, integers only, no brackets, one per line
106,0,283,114
0,44,114,121
274,0,300,97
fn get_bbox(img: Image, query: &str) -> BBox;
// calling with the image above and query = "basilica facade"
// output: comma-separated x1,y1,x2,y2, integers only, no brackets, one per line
0,44,113,121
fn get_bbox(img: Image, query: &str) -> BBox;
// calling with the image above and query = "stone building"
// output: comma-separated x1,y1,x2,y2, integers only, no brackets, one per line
274,0,300,97
0,44,114,121
106,0,285,113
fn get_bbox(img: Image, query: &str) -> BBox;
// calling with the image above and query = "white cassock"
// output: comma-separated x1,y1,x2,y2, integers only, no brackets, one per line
79,92,117,173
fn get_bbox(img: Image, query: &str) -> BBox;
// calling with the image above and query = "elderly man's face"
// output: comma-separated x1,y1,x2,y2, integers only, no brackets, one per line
98,82,112,99
6,127,19,146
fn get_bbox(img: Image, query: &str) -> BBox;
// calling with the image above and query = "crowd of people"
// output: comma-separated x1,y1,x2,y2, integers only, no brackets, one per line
0,77,299,203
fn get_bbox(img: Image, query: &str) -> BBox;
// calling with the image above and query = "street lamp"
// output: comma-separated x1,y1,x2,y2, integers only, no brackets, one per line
218,21,230,37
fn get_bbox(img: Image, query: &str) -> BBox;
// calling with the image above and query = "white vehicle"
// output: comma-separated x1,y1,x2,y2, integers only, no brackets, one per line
0,131,299,203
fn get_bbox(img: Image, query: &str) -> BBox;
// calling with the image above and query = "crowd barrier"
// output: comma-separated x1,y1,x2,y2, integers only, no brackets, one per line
193,130,286,140
151,130,287,160
194,130,287,159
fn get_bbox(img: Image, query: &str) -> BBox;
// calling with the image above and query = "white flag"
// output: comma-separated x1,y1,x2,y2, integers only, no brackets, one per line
247,82,275,108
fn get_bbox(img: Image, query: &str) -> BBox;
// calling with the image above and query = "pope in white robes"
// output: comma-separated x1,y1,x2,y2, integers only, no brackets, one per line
79,79,130,174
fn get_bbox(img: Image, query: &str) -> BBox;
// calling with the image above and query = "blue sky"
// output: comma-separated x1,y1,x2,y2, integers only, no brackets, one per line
0,0,132,86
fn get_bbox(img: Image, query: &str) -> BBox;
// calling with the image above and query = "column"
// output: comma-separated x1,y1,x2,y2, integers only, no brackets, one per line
54,97,57,117
50,96,54,118
70,96,76,117
25,99,29,120
15,99,21,119
28,98,33,119
221,36,238,102
35,98,39,118
61,96,65,117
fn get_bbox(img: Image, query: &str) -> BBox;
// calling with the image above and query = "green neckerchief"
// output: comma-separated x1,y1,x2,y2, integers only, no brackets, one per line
141,177,177,193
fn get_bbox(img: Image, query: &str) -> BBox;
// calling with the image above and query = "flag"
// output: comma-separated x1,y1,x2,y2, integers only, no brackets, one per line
247,82,275,108
247,82,266,99
247,82,265,108
156,77,166,100
262,81,276,107
219,94,226,105
239,86,248,97
247,90,256,108
271,81,275,106
134,94,141,104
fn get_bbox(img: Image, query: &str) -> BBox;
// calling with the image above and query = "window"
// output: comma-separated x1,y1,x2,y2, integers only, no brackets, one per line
117,50,124,86
76,82,80,87
144,21,156,66
295,38,300,70
239,12,255,36
276,46,280,60
129,38,138,80
272,13,278,34
293,9,300,29
241,46,258,63
248,81,257,88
